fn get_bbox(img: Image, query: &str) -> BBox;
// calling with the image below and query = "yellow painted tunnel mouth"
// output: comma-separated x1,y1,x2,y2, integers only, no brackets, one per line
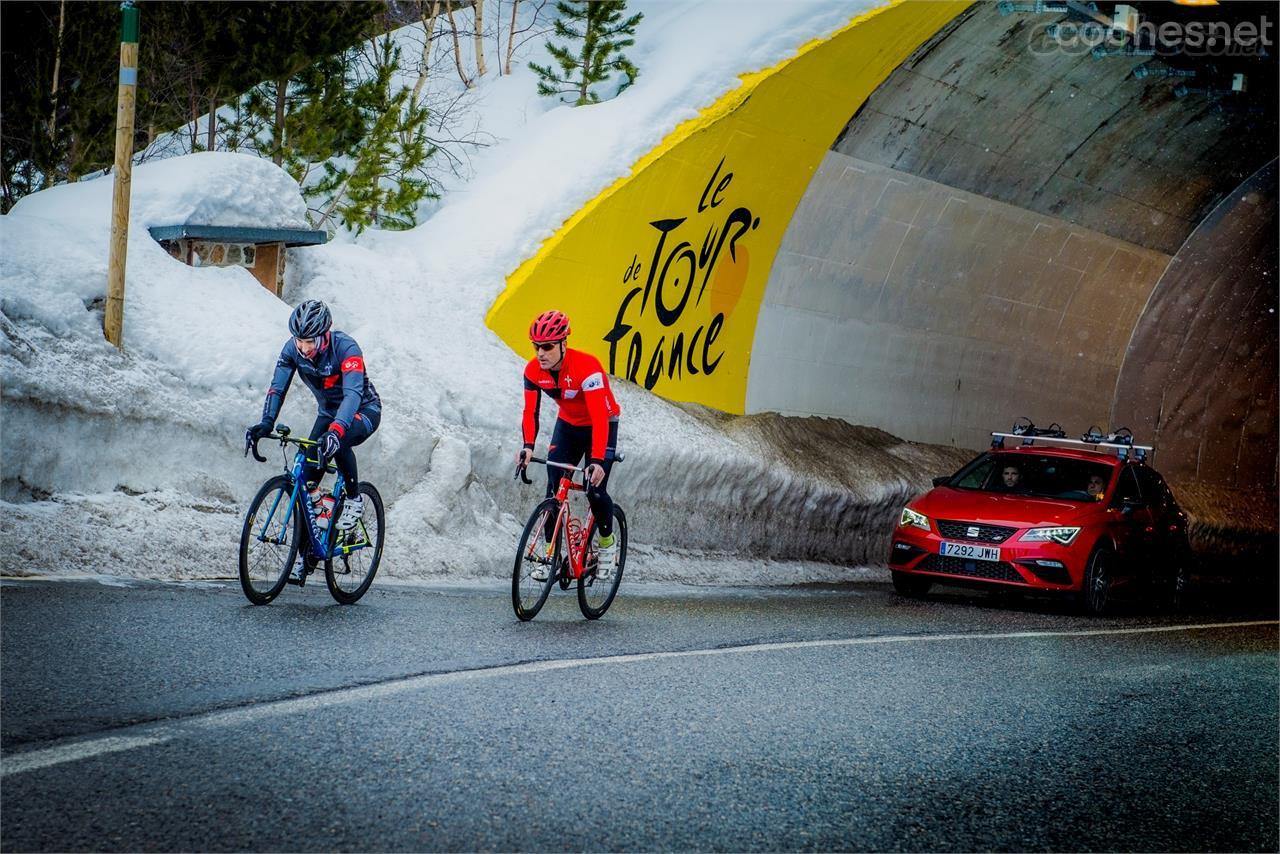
485,0,969,414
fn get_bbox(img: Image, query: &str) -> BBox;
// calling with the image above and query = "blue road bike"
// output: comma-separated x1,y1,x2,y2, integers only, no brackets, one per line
240,424,385,605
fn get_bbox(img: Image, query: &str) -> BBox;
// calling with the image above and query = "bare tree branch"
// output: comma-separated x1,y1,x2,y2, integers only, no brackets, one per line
445,0,474,88
509,0,552,67
411,0,443,107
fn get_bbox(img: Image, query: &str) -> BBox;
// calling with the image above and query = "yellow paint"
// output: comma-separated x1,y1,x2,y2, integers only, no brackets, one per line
486,0,969,412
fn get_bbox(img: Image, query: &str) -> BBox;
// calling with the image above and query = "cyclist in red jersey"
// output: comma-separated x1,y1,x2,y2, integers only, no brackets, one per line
517,310,622,578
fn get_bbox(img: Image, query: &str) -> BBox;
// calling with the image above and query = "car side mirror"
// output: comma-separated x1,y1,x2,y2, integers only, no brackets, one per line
932,476,951,487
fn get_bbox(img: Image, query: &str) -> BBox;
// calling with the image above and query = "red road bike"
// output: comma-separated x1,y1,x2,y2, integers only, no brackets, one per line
512,456,628,621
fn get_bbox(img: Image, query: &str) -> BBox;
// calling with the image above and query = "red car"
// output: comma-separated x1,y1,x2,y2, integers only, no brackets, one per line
889,424,1192,614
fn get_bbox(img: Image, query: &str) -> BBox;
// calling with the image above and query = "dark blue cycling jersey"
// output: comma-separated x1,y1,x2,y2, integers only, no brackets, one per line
261,331,380,435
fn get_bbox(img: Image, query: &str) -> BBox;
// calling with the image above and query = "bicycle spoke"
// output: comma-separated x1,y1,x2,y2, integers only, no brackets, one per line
513,502,560,620
239,477,298,605
578,507,626,620
324,485,383,604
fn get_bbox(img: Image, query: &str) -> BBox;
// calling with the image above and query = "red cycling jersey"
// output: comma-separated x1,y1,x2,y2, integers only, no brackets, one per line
522,348,621,462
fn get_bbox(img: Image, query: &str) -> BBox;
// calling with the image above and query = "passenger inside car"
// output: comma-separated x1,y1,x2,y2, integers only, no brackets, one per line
1085,473,1108,499
953,454,1115,502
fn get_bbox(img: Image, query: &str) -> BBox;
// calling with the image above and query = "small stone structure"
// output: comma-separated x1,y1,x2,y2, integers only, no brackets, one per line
148,224,327,297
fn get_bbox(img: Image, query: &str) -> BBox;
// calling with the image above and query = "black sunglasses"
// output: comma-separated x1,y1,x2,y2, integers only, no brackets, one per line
533,341,562,352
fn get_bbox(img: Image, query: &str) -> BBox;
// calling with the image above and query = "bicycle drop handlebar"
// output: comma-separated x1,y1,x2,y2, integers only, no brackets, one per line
514,452,624,485
245,424,320,465
515,456,576,484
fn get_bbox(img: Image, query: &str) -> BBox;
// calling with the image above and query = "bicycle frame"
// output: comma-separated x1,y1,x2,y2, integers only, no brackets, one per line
253,440,367,563
542,461,596,581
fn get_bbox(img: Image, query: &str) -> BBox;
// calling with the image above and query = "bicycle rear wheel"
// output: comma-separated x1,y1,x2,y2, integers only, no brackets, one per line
239,475,300,605
578,506,627,620
323,482,385,604
512,498,561,621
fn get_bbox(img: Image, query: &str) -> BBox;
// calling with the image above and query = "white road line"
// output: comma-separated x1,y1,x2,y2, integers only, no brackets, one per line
1,735,169,776
3,620,1275,777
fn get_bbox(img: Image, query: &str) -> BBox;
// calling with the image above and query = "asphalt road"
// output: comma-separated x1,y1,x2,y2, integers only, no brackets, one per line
2,576,1276,852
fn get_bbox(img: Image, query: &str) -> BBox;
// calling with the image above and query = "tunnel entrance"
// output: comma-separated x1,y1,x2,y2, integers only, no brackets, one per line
747,1,1277,496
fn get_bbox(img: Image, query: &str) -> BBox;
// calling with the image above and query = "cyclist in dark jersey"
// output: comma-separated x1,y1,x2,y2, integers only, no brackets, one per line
246,300,381,583
517,310,622,579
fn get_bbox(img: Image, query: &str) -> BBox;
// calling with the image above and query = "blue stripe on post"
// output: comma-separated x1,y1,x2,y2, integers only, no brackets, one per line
119,67,137,86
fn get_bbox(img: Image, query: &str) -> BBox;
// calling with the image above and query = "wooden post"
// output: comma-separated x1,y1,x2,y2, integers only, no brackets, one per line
104,1,139,349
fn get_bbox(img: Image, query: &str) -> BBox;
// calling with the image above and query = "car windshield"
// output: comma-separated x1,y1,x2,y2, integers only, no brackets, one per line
945,453,1114,502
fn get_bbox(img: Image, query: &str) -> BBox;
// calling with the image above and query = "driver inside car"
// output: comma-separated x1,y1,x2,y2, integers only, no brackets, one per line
998,464,1026,492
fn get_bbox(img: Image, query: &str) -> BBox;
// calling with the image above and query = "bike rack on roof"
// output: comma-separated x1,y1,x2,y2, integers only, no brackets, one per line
990,418,1152,462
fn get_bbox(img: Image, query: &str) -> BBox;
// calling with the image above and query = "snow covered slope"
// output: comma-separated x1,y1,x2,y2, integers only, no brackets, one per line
1,0,971,583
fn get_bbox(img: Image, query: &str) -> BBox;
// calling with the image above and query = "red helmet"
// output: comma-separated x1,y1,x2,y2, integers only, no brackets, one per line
529,310,571,343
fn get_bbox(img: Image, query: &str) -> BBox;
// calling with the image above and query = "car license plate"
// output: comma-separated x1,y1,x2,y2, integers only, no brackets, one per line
939,541,1000,561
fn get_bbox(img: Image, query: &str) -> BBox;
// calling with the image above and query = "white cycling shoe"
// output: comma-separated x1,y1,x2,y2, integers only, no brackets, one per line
595,536,618,581
335,495,364,531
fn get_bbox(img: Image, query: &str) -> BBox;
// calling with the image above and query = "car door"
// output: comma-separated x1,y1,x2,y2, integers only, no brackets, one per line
1136,466,1186,566
1108,466,1155,579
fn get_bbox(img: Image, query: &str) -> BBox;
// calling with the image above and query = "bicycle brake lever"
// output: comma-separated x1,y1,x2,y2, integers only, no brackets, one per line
248,436,267,463
517,464,533,485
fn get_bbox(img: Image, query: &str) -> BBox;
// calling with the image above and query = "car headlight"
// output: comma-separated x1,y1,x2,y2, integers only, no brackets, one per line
900,507,930,531
1019,526,1081,545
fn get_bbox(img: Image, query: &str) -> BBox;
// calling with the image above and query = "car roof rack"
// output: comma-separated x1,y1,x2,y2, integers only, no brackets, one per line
991,418,1152,462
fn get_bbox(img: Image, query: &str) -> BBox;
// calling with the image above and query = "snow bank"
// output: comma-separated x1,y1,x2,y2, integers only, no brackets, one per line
10,151,309,232
1,0,971,585
3,152,298,390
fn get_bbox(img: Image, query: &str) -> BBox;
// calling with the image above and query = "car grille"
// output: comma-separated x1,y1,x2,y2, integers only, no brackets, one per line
918,554,1024,583
936,520,1017,544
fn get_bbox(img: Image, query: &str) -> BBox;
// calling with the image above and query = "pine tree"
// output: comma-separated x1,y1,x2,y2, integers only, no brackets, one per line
314,35,438,234
234,51,363,171
529,0,641,106
0,1,382,210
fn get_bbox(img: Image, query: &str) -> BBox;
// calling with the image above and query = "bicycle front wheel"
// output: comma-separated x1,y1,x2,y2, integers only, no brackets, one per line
239,475,300,605
325,483,385,605
578,506,627,620
512,498,561,621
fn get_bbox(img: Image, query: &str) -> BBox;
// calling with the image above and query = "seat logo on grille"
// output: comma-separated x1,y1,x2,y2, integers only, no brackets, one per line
966,526,980,538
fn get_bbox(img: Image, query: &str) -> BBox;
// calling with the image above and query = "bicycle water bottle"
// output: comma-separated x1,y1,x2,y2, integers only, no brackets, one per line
316,494,336,529
567,518,583,563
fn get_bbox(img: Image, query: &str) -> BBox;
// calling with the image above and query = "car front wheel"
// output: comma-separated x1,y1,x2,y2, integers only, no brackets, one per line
1167,557,1195,613
1079,548,1113,616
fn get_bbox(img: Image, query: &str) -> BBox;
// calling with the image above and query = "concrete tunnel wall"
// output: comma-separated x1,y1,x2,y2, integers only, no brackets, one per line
746,153,1171,448
1113,159,1279,491
488,1,1278,494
